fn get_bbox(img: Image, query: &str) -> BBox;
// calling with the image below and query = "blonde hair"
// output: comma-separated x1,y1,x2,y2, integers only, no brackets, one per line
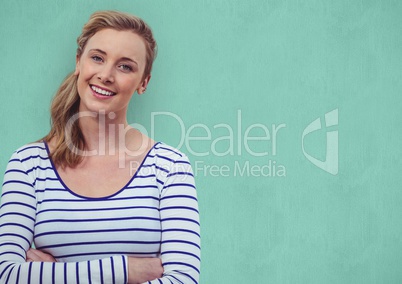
42,10,157,168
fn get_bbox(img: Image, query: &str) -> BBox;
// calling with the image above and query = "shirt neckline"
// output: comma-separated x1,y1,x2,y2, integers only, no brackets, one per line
42,141,160,200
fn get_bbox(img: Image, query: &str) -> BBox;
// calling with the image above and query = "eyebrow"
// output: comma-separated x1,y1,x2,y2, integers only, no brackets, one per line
89,48,138,67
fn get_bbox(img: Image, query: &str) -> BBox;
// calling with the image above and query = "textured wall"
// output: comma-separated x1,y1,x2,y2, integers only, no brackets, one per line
1,0,402,283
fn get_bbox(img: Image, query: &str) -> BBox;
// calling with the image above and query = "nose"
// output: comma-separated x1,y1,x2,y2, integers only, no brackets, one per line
97,64,114,84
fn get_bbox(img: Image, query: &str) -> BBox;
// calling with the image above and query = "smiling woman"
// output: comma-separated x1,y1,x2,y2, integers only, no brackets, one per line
0,10,200,284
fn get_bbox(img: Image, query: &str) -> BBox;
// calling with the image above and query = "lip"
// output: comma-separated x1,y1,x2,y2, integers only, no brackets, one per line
90,84,116,100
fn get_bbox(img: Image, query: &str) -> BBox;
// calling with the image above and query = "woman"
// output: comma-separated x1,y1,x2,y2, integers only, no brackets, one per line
0,10,200,284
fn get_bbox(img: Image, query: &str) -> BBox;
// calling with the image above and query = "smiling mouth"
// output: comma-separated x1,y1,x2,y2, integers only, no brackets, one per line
90,85,116,96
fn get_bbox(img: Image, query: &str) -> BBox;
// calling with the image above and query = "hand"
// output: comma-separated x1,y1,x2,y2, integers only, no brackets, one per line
127,257,163,284
26,248,56,262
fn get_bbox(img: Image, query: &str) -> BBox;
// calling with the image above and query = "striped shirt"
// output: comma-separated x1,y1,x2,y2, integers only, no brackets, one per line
0,142,200,283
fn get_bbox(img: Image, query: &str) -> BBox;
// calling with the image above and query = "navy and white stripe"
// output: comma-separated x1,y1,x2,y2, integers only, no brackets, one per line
0,142,200,283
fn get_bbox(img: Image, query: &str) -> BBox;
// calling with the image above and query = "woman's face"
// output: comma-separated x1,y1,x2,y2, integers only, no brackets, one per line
75,28,150,117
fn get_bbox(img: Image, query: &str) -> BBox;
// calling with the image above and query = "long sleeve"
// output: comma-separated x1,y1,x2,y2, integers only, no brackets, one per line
148,153,201,284
0,151,128,284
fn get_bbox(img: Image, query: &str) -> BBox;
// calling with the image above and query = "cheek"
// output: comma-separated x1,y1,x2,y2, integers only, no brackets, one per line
120,78,140,93
77,61,97,80
76,68,93,95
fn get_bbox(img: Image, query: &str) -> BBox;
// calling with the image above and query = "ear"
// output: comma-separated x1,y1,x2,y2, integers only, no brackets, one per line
74,54,80,76
137,74,151,95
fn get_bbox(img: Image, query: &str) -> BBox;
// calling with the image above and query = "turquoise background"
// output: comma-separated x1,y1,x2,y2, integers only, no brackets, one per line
1,0,402,283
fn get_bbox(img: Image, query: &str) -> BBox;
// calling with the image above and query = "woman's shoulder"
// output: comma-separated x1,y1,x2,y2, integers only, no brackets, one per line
11,141,48,160
151,142,192,171
15,141,46,155
150,142,194,185
153,142,187,161
5,142,50,173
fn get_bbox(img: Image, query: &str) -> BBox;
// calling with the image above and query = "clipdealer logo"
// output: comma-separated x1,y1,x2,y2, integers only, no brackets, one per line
64,109,339,177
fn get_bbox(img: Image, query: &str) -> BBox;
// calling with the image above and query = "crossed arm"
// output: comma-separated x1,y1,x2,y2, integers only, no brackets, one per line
25,248,163,283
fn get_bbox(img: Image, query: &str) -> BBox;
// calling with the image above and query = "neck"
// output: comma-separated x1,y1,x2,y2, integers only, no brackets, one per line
78,111,130,156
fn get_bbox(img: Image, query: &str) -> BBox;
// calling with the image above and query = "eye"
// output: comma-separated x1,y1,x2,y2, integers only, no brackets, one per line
91,55,103,62
119,64,133,72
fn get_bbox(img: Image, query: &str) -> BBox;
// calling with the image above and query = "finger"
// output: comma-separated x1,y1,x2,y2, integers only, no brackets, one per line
26,249,41,262
26,248,56,262
31,249,47,259
35,249,56,262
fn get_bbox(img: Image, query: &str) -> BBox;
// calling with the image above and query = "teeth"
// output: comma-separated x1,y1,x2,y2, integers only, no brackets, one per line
91,85,114,96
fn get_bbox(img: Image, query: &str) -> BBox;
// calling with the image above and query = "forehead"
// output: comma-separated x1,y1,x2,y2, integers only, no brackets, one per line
85,28,147,63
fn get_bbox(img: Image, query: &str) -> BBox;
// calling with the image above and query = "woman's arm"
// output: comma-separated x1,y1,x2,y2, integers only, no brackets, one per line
149,154,201,284
0,151,128,284
26,248,163,284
